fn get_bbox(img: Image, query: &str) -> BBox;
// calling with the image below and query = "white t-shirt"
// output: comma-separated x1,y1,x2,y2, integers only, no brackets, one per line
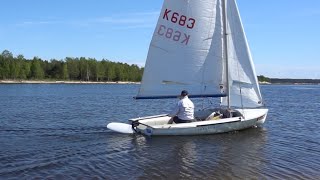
169,96,194,120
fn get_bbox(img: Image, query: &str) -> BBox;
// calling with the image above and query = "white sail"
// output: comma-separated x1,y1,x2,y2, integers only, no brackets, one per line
221,0,263,107
136,0,226,99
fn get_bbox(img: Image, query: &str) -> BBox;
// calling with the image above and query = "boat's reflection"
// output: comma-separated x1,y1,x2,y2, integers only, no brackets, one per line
127,127,268,179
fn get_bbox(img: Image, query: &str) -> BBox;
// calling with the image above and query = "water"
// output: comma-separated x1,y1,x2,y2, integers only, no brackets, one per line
0,84,319,179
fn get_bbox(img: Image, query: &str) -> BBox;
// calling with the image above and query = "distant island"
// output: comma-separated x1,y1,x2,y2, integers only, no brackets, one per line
258,75,320,85
0,50,319,85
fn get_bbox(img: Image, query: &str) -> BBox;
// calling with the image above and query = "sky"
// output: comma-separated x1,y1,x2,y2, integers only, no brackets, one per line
0,0,319,79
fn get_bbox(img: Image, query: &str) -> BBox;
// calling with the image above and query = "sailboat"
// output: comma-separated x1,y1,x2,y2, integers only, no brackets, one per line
107,0,268,136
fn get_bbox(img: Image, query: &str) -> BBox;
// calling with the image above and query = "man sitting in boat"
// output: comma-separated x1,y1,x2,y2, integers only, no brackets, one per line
168,90,195,124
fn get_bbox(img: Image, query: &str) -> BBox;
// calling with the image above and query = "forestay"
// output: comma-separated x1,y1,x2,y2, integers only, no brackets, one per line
136,0,226,99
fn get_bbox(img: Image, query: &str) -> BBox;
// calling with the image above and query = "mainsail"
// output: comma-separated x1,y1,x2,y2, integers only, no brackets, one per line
136,0,226,99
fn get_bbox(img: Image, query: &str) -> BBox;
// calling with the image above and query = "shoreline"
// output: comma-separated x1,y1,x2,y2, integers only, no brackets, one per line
0,80,318,85
0,80,140,84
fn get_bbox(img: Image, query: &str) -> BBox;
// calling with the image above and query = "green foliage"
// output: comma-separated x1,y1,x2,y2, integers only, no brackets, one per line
0,50,144,82
30,57,45,79
258,75,270,83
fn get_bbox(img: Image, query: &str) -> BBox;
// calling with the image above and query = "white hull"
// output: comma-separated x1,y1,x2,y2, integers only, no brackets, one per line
127,108,268,136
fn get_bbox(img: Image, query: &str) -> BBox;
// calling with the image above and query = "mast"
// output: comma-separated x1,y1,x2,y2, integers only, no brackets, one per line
222,0,231,108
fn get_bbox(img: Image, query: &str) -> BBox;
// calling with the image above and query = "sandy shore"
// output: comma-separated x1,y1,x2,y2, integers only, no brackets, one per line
0,80,140,84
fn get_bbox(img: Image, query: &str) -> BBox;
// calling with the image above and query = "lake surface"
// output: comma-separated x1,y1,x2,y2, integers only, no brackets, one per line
0,84,319,179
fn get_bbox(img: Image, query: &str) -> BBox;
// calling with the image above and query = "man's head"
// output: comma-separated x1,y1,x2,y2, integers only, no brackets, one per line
181,90,188,97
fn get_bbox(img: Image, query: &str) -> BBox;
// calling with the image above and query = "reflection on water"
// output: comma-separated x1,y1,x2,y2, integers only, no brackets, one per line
0,84,320,179
126,128,268,179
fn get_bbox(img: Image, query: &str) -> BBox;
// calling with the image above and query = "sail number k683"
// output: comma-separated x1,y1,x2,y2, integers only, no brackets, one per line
163,9,196,29
156,9,196,45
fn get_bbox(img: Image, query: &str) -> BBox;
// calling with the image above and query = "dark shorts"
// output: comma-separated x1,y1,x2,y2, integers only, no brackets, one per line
173,116,193,123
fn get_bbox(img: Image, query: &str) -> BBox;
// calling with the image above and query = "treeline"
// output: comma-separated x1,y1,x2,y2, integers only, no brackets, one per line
257,75,271,83
258,75,320,84
269,78,320,84
0,50,143,82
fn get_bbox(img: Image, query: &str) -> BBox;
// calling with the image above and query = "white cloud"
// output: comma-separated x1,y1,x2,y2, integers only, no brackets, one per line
90,11,159,29
15,11,160,29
